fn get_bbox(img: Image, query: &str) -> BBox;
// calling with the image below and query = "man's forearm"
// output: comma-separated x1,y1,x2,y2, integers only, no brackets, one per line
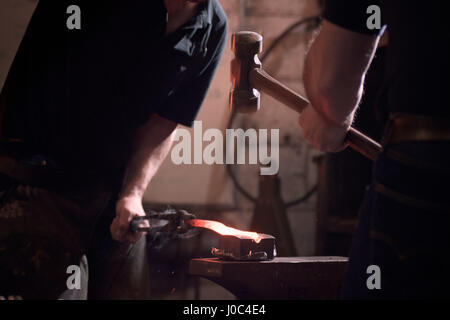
110,114,177,243
303,20,380,127
120,114,178,200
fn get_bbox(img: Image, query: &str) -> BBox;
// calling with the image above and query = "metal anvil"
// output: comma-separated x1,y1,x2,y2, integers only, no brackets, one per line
189,256,348,300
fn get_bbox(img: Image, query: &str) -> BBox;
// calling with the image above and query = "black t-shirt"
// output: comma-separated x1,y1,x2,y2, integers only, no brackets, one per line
323,0,450,119
0,0,227,176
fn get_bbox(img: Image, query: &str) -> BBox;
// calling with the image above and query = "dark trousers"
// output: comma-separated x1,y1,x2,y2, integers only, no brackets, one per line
0,166,151,300
342,141,450,299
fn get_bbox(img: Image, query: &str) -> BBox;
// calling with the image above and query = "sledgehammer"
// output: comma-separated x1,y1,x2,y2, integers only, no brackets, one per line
229,31,382,161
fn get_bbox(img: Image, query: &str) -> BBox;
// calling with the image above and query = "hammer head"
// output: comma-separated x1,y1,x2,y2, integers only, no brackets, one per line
229,31,263,114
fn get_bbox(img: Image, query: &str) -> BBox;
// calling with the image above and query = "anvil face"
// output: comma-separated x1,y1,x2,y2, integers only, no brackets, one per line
213,234,276,261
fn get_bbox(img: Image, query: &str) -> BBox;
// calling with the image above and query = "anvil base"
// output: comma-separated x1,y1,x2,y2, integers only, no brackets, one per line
189,256,348,300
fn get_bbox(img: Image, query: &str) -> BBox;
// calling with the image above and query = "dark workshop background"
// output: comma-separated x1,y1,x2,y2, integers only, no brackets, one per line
0,0,382,299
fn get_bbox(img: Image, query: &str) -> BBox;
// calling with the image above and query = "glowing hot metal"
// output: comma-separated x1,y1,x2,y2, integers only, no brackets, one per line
187,219,262,243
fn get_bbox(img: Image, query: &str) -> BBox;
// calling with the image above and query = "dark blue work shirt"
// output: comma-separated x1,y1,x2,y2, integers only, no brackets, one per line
0,0,227,176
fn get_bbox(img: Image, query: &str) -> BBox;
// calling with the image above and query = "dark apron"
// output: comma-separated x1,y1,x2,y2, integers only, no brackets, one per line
342,114,450,299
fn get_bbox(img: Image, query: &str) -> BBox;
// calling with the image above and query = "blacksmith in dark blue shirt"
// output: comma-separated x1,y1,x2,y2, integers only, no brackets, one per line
0,0,227,299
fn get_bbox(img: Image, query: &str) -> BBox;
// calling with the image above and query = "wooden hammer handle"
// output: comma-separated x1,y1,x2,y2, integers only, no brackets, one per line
346,127,383,161
250,68,309,113
250,68,382,161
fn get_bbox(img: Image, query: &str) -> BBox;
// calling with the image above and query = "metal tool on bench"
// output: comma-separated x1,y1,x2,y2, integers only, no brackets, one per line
131,210,277,261
186,219,276,261
229,31,383,161
130,207,195,233
130,208,199,249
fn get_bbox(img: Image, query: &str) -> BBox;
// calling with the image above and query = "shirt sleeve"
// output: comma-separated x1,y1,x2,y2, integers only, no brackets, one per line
156,20,228,127
323,0,384,35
